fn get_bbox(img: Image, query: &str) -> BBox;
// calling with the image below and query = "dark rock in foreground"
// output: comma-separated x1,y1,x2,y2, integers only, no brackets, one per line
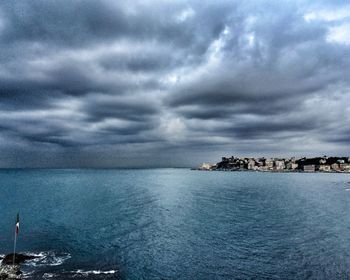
0,253,39,279
0,264,21,279
1,254,37,266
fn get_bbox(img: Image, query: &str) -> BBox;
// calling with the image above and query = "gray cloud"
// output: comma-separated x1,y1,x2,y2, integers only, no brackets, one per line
0,0,349,167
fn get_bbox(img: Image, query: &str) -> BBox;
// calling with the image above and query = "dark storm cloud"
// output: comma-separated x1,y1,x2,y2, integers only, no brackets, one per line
0,0,231,51
0,0,349,167
0,1,139,45
82,94,160,122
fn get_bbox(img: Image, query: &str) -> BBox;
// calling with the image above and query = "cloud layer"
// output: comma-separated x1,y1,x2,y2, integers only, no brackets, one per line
0,0,349,167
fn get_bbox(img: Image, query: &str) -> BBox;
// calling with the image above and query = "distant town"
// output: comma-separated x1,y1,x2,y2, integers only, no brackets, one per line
197,156,350,173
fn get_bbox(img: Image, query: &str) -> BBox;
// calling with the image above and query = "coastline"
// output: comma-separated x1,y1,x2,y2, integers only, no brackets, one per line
197,156,350,173
194,168,350,174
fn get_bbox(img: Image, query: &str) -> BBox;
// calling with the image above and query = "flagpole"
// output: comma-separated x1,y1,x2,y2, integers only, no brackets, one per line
13,212,19,266
13,223,17,266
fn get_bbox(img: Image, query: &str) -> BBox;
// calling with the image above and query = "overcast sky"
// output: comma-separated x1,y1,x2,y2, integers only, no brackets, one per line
0,0,349,168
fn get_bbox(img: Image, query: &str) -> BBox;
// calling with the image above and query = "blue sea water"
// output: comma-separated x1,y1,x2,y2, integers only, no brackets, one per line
0,169,350,279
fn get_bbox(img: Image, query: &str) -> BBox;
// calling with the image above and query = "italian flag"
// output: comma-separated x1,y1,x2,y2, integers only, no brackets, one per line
15,213,19,236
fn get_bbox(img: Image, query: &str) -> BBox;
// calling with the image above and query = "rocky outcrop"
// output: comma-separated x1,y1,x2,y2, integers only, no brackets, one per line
0,265,21,279
1,254,37,266
0,253,38,279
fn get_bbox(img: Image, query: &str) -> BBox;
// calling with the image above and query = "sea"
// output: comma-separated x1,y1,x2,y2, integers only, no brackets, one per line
0,169,350,279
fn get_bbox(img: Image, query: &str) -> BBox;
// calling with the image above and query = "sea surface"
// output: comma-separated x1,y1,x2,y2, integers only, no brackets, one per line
0,169,350,279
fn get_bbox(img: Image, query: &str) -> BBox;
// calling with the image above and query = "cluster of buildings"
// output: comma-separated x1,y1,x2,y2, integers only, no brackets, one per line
198,156,350,173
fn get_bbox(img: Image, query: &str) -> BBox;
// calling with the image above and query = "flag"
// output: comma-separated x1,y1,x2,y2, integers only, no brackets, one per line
15,213,19,236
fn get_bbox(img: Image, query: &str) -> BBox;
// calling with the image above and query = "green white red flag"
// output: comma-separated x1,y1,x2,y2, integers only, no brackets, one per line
15,213,19,236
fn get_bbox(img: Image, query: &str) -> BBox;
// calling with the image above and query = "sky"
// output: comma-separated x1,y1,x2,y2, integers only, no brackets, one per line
0,0,349,168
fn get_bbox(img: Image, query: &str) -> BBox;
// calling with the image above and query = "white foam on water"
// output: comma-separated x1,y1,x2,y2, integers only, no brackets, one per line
22,271,34,279
23,251,71,267
23,252,45,257
72,269,118,276
345,188,350,191
42,272,58,278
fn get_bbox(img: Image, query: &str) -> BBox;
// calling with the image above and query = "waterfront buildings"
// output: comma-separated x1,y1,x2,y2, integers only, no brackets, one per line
340,163,350,171
200,156,350,172
318,165,331,172
198,163,215,170
303,165,315,172
275,160,285,171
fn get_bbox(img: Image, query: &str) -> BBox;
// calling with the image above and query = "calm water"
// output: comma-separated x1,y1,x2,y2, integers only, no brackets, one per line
0,169,350,279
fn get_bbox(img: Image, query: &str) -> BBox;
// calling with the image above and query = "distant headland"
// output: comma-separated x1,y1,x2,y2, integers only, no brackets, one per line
197,156,350,173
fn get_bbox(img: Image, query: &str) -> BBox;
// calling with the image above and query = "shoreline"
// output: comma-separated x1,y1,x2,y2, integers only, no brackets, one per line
193,169,350,174
198,156,350,173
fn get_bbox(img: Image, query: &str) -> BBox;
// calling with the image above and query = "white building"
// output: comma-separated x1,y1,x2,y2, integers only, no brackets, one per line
304,165,315,172
274,160,285,170
286,162,298,170
247,160,255,170
199,163,214,170
318,165,331,172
